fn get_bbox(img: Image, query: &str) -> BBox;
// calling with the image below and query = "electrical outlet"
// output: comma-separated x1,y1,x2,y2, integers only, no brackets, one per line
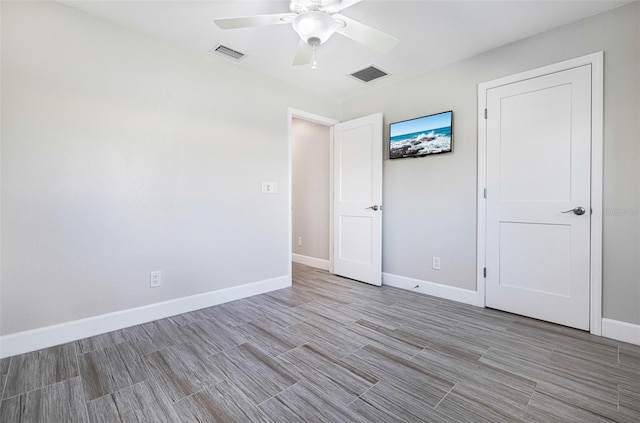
432,257,441,270
297,236,303,246
150,271,161,288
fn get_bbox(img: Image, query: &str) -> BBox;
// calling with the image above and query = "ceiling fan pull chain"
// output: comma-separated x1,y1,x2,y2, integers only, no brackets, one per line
311,44,318,70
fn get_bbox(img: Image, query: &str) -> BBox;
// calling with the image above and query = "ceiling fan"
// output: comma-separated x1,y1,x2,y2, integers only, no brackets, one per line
213,0,398,69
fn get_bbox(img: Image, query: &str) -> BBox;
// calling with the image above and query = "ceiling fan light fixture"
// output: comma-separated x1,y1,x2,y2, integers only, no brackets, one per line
292,11,338,45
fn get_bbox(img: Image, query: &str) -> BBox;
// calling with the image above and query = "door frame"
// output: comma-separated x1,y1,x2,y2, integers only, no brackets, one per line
288,108,339,277
476,52,604,335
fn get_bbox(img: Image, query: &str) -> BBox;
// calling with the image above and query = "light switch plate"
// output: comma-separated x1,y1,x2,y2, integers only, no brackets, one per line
261,182,277,194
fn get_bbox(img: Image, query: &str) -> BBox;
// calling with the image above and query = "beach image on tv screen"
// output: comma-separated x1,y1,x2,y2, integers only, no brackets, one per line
390,111,452,159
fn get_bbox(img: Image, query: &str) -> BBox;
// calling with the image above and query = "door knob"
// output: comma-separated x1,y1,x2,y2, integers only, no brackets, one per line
561,206,586,215
367,205,379,211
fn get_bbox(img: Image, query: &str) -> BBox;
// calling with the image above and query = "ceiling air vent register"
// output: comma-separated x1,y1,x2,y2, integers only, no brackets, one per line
211,44,245,60
349,66,389,83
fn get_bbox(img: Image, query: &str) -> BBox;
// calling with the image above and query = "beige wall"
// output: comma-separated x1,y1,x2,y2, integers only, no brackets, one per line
341,2,640,325
0,1,338,335
291,118,331,262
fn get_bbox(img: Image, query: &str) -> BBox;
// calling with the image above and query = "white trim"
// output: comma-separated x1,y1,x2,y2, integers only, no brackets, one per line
476,52,604,335
589,52,604,336
287,108,338,275
601,318,640,346
383,273,481,307
476,89,488,305
292,253,330,271
0,275,289,358
288,108,339,127
476,71,492,307
328,124,335,274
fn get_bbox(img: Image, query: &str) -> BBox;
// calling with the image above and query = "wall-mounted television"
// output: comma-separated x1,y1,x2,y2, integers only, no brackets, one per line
389,110,453,159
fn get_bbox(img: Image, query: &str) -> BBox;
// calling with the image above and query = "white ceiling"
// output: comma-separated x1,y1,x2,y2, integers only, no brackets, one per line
59,0,630,100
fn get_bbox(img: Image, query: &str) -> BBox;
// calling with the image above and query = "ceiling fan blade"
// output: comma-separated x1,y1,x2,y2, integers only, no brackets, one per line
324,0,363,14
292,40,313,65
334,14,398,53
214,13,293,30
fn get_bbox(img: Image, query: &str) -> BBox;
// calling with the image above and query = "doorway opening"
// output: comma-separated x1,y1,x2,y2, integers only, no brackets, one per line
288,109,338,277
288,109,384,286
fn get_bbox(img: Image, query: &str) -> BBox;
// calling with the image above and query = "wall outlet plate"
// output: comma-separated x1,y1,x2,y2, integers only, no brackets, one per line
150,271,161,288
432,257,441,270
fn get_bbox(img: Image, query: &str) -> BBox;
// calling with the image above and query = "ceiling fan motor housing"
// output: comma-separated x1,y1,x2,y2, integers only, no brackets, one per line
292,11,338,45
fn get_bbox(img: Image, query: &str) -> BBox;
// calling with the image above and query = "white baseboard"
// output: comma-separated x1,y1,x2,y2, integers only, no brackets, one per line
601,318,640,346
292,253,330,271
382,273,482,307
0,275,290,358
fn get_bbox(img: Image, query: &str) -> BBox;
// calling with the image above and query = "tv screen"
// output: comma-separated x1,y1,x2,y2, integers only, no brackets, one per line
389,110,453,159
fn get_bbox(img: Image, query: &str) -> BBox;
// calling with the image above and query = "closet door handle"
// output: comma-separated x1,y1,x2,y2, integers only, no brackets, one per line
561,206,585,216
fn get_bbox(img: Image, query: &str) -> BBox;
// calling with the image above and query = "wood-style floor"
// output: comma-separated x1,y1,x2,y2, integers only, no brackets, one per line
1,263,638,422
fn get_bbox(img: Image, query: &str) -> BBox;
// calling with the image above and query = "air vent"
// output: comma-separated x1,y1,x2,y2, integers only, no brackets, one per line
211,44,245,60
349,65,389,83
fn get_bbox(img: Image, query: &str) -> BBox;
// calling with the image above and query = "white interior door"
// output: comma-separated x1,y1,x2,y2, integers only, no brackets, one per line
333,113,383,286
485,65,592,330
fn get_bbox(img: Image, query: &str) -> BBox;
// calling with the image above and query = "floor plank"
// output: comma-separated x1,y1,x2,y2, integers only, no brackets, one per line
77,341,150,401
0,377,88,423
342,344,455,408
143,342,225,402
172,380,272,423
289,317,369,359
86,378,179,423
0,359,10,376
237,318,305,357
179,317,247,355
434,382,533,423
356,380,453,422
2,342,78,400
524,391,618,423
259,381,366,423
208,343,297,405
276,344,378,405
75,329,130,355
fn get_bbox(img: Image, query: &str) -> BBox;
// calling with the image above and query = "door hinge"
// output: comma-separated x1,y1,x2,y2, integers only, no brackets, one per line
484,108,487,119
483,188,486,199
483,267,487,278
